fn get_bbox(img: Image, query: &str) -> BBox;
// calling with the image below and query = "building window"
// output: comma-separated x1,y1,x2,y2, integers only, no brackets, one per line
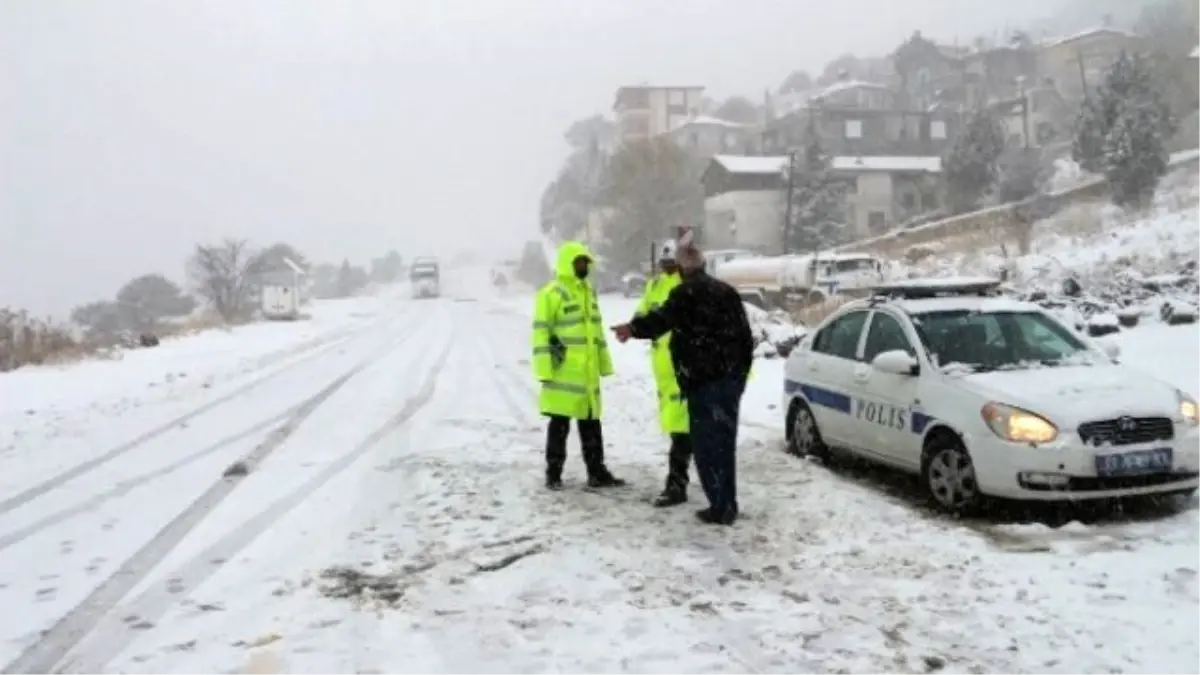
868,211,887,234
669,89,686,106
622,88,650,109
1036,122,1056,145
845,119,863,139
930,120,947,140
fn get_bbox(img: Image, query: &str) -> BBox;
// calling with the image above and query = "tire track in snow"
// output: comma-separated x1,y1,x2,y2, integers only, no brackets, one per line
0,410,292,554
57,319,458,672
0,314,399,518
477,318,536,427
0,319,429,675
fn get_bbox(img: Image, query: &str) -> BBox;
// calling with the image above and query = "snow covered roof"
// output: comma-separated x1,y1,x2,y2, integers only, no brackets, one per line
282,256,306,275
812,79,891,101
1043,27,1136,50
711,154,942,176
831,156,942,173
711,155,789,175
670,115,748,131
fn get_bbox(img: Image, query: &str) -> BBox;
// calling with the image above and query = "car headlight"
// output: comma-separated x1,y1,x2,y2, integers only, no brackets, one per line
1178,391,1199,426
981,402,1059,444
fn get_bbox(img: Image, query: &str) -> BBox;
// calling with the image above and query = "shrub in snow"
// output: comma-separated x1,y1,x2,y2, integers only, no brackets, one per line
745,303,808,360
1162,299,1198,325
1116,308,1141,328
1086,313,1121,337
904,244,942,265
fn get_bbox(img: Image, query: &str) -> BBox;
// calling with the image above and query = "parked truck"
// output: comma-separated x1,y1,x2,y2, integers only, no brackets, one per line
713,252,885,310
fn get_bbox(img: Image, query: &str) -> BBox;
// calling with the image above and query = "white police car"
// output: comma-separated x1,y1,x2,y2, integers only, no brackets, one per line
783,277,1200,512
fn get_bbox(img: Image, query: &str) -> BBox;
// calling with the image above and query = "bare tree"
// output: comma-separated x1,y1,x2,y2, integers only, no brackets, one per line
187,239,259,321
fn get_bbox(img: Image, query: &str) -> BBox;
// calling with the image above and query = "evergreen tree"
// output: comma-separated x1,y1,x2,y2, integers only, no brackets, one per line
942,108,1005,214
783,128,847,254
1073,52,1176,209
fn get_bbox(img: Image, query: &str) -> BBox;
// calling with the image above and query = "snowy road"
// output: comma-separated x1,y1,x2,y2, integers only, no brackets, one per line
0,284,1197,674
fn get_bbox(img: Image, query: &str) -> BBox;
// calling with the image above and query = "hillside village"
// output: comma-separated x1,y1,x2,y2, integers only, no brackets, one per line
536,1,1200,284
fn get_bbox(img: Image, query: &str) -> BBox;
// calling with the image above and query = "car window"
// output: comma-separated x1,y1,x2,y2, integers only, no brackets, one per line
863,312,914,361
812,311,868,360
1014,316,1081,359
913,310,1089,372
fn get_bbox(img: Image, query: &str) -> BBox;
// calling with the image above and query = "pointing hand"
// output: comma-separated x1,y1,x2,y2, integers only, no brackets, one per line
610,324,633,343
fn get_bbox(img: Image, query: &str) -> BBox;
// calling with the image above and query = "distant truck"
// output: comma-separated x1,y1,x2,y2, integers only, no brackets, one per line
713,252,885,310
410,257,441,299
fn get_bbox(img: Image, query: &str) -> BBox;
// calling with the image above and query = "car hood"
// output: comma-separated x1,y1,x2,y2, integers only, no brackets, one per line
957,365,1180,428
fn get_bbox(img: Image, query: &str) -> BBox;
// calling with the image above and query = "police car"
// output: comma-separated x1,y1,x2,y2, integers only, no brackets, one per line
783,276,1200,512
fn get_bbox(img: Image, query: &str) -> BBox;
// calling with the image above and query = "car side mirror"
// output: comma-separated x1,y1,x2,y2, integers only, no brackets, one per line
1098,337,1121,361
872,349,920,376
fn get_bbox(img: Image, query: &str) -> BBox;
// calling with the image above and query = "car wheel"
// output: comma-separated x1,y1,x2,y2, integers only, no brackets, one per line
787,400,830,462
922,434,982,513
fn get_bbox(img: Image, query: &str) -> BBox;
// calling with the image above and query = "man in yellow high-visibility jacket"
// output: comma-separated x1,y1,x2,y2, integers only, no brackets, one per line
531,240,625,491
635,241,692,507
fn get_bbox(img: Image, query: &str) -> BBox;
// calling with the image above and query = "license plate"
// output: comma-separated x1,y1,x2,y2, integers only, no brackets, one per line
1095,448,1173,477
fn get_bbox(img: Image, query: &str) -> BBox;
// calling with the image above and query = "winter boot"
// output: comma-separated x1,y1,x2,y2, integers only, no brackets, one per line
545,474,564,491
653,486,687,508
587,469,627,489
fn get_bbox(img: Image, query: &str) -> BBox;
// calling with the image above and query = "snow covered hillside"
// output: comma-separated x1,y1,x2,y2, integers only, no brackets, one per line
910,175,1199,298
0,276,1195,674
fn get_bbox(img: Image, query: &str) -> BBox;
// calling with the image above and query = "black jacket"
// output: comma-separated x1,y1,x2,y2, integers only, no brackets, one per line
629,270,754,395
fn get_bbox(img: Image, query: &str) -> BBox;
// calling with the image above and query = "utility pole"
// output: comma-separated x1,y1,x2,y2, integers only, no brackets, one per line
1076,52,1089,101
1017,75,1030,149
782,148,798,255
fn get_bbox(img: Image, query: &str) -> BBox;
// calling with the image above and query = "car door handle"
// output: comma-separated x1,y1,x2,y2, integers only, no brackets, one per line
853,366,871,383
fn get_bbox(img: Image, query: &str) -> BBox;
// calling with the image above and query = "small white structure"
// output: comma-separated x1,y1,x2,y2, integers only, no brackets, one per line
259,256,307,320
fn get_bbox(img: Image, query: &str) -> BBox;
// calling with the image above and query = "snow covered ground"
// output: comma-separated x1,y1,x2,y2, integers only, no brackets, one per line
0,274,1196,674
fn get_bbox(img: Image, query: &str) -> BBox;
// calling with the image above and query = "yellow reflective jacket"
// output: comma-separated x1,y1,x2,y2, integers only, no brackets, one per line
531,241,613,419
636,272,688,434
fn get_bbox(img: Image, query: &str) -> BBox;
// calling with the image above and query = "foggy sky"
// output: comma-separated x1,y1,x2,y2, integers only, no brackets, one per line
2,0,1056,318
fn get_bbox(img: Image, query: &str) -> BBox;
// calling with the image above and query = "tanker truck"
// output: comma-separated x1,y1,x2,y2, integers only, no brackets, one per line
713,252,885,310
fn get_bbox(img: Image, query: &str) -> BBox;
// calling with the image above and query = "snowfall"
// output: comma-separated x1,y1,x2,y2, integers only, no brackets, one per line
1,235,1198,674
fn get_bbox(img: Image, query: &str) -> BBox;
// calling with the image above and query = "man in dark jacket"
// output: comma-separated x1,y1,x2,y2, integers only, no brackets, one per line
610,242,754,525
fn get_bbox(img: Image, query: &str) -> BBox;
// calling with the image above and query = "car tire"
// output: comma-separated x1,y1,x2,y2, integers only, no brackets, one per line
786,400,830,463
921,432,982,514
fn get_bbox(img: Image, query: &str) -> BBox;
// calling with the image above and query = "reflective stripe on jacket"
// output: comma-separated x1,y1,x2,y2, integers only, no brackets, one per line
636,272,688,434
531,241,613,419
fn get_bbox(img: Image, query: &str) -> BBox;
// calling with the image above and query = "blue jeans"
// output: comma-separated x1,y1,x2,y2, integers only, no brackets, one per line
686,373,745,517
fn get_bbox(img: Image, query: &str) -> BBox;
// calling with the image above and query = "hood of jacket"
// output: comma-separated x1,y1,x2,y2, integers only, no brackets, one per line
554,240,594,280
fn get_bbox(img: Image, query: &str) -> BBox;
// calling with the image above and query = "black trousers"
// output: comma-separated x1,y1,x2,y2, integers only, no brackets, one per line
664,433,692,493
545,415,605,478
686,373,746,517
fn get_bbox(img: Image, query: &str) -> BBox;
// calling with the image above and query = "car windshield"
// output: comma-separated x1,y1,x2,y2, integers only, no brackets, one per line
912,310,1093,373
411,266,437,278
